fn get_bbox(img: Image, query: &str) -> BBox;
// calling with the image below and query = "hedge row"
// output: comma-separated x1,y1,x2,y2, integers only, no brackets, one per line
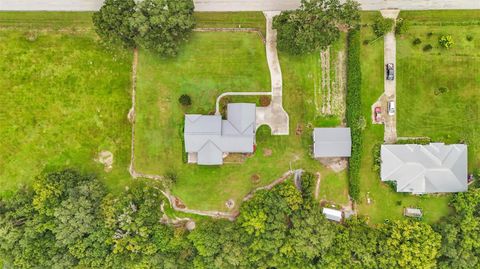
346,29,362,201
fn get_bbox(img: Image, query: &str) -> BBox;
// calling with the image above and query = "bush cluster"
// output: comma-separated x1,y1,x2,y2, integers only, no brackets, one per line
346,29,363,201
423,44,433,52
413,38,422,45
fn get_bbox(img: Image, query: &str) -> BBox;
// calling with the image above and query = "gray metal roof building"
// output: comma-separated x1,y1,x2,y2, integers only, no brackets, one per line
313,128,351,158
322,208,343,222
381,143,468,194
184,103,256,165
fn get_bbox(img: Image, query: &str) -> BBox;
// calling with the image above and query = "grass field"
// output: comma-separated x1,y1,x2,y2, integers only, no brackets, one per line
134,31,350,211
396,14,480,170
0,13,133,193
355,15,453,224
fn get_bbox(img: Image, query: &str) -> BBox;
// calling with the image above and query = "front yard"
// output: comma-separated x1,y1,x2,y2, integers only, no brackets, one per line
396,12,480,169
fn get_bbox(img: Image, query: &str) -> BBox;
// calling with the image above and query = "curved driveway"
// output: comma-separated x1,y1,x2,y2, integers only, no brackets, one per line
1,0,479,11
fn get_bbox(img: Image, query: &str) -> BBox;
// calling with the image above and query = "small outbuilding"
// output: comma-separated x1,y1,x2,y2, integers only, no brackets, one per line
313,128,351,158
322,208,343,222
404,208,423,218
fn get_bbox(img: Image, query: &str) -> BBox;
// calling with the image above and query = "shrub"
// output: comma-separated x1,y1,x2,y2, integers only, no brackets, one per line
372,15,394,37
439,35,454,49
466,35,474,41
363,39,370,45
259,95,271,106
346,29,362,201
395,18,409,35
413,38,422,45
423,44,433,52
427,32,433,37
434,87,449,95
178,94,192,106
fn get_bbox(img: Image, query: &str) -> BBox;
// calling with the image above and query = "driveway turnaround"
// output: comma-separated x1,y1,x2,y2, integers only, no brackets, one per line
2,0,479,11
381,9,399,144
255,11,289,135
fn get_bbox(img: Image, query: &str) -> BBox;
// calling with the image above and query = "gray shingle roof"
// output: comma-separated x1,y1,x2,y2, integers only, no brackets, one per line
184,103,256,165
313,128,351,158
381,143,468,194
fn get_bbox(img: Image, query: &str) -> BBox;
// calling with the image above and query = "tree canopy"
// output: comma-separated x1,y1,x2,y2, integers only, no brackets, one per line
273,0,360,54
93,0,195,56
1,169,480,268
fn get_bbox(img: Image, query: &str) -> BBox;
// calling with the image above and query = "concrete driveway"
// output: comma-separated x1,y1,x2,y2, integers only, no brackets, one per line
1,0,479,11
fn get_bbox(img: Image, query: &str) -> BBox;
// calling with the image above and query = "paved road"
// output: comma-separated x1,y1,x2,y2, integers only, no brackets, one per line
1,0,479,11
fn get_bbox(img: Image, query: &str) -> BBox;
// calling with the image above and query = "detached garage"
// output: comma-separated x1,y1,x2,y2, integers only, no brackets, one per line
313,128,352,158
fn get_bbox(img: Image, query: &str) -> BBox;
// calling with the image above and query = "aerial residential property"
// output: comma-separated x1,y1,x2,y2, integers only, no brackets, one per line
0,0,479,267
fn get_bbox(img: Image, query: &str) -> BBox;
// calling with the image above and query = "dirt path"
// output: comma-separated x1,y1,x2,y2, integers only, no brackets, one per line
320,47,332,115
314,172,321,199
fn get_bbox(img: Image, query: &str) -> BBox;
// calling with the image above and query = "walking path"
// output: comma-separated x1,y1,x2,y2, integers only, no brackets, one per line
381,9,399,143
2,0,479,11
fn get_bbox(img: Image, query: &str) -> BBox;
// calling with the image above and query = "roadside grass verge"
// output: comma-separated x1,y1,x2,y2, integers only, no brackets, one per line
195,12,266,34
134,31,350,211
0,15,133,193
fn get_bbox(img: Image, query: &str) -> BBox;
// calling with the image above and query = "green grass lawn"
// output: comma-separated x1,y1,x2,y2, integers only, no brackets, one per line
0,13,133,193
356,20,452,224
396,18,480,170
134,31,349,211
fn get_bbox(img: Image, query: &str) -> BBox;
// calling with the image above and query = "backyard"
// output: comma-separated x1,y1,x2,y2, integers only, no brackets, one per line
0,12,133,193
134,24,350,211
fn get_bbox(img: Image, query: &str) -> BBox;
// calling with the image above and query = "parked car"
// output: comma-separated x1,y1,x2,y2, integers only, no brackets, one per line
374,106,382,122
386,63,394,80
388,101,396,115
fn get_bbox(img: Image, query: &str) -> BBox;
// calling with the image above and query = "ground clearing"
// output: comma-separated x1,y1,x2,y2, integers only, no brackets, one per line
134,30,349,211
356,13,453,224
0,12,133,193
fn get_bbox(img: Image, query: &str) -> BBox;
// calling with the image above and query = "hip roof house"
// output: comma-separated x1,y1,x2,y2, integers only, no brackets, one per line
381,143,468,194
313,128,352,158
184,103,256,165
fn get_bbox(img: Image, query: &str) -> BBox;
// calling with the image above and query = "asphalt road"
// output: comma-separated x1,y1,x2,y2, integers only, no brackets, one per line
1,0,479,11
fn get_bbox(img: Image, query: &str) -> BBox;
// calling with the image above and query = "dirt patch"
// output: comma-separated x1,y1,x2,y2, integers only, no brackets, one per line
185,221,196,231
251,174,261,185
318,157,348,172
263,148,273,157
295,124,303,135
174,197,186,209
225,199,235,209
95,151,113,172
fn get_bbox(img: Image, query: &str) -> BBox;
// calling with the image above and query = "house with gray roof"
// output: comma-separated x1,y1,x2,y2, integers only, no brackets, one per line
184,103,256,165
313,128,351,158
381,143,468,194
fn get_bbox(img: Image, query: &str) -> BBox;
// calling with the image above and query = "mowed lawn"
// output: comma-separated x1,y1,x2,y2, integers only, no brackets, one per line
135,31,350,211
356,15,452,224
0,12,133,193
396,14,480,169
